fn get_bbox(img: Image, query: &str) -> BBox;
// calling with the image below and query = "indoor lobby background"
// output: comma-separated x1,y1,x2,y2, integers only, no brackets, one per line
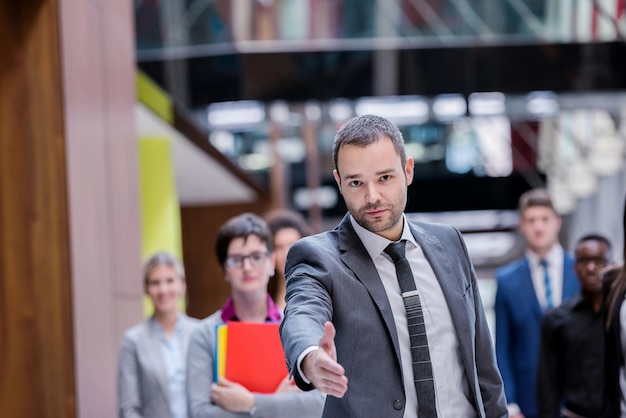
2,1,626,417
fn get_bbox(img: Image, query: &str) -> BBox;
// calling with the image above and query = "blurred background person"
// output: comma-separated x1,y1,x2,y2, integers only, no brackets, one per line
264,208,313,310
604,195,626,418
118,251,199,418
537,234,612,418
495,188,579,418
186,212,324,418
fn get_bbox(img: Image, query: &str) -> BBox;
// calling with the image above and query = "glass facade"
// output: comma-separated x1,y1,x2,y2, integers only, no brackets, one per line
135,0,626,59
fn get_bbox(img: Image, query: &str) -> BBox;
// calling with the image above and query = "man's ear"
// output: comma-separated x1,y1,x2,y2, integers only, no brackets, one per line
405,156,414,186
333,169,342,194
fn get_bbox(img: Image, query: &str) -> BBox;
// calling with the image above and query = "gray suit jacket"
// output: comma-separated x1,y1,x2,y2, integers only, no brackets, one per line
118,313,200,418
187,310,325,418
279,214,507,418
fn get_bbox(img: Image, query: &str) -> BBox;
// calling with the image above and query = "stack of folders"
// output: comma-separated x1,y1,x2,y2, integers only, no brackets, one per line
214,321,289,393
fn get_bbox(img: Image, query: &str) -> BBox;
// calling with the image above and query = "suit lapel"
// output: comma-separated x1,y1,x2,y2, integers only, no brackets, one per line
409,223,485,406
179,315,191,357
337,216,403,368
409,224,470,346
561,254,579,300
519,258,543,320
146,319,171,405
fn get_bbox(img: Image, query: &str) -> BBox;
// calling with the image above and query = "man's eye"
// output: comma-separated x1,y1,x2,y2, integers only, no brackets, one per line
380,175,391,182
349,180,360,187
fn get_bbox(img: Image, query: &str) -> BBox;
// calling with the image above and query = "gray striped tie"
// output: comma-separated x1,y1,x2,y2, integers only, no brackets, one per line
385,240,437,417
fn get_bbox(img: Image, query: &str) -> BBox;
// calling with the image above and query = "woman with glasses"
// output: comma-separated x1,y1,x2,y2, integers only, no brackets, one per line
118,251,199,418
186,213,325,418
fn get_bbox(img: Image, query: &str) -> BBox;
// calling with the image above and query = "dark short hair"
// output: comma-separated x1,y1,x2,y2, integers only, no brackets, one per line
142,251,185,286
264,209,312,238
576,233,612,255
518,188,557,214
215,213,273,266
332,114,406,175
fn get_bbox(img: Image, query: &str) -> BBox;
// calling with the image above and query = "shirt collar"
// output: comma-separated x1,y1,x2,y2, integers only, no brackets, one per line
349,214,416,260
220,293,282,323
150,313,183,338
526,243,564,267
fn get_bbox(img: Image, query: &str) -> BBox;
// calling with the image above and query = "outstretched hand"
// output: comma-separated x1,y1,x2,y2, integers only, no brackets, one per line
301,321,348,398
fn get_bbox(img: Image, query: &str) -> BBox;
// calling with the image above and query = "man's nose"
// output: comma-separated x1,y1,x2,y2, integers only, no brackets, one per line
365,183,381,203
587,260,599,270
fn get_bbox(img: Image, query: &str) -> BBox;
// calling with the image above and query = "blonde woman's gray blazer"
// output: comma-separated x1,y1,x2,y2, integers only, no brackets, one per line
118,314,199,418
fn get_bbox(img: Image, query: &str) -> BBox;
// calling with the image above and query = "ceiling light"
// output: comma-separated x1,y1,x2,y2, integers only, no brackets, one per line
469,92,506,116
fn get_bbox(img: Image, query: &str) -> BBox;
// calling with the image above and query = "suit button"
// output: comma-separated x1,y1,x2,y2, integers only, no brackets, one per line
393,399,403,410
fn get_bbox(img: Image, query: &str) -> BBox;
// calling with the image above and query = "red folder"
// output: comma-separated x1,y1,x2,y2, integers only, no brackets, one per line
224,321,289,393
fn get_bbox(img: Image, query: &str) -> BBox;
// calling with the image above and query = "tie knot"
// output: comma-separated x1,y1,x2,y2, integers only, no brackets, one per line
384,241,407,262
539,259,549,268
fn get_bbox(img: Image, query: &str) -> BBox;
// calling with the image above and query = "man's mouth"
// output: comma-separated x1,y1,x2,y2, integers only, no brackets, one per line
365,209,386,217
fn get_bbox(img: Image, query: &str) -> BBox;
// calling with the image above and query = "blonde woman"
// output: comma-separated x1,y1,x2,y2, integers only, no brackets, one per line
118,251,199,418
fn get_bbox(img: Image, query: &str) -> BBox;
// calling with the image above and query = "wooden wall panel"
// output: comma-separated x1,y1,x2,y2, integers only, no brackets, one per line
59,0,142,416
182,203,269,319
0,1,76,417
0,0,141,416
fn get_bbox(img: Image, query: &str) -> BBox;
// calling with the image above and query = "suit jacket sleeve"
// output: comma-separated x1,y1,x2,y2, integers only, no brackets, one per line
279,238,334,391
494,271,516,406
187,315,326,418
117,333,144,418
537,312,562,418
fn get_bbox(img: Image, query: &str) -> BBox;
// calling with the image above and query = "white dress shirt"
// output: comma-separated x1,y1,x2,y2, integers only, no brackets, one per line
154,317,187,418
350,215,476,418
526,245,564,309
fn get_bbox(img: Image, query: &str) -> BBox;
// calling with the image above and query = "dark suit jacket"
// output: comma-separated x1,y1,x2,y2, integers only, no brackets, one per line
494,254,578,418
117,314,199,418
279,214,507,418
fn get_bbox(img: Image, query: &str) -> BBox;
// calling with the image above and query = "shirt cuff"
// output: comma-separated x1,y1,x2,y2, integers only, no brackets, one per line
296,345,319,384
507,403,521,416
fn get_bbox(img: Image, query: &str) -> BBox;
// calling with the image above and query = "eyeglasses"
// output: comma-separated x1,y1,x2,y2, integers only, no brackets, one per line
575,256,608,267
225,251,270,269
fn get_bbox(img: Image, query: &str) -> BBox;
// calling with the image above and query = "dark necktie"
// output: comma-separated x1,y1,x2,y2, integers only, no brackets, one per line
539,259,553,308
385,240,437,417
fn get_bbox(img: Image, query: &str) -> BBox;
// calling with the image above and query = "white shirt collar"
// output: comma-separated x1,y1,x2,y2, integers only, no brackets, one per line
525,243,564,267
349,214,416,261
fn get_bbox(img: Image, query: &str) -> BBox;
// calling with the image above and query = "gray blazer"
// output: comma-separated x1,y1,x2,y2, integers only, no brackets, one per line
187,311,325,418
118,313,200,418
279,214,507,418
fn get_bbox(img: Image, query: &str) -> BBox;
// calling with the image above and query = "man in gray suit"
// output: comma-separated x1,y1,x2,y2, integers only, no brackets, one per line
279,114,507,418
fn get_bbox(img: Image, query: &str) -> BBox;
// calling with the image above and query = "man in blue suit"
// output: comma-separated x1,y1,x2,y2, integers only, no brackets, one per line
495,188,579,418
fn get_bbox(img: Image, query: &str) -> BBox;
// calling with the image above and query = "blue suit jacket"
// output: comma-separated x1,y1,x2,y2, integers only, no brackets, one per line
494,253,578,418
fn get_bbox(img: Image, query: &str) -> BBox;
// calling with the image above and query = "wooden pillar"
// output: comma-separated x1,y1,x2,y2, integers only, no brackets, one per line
0,1,75,417
0,0,142,417
302,119,323,232
268,120,288,210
